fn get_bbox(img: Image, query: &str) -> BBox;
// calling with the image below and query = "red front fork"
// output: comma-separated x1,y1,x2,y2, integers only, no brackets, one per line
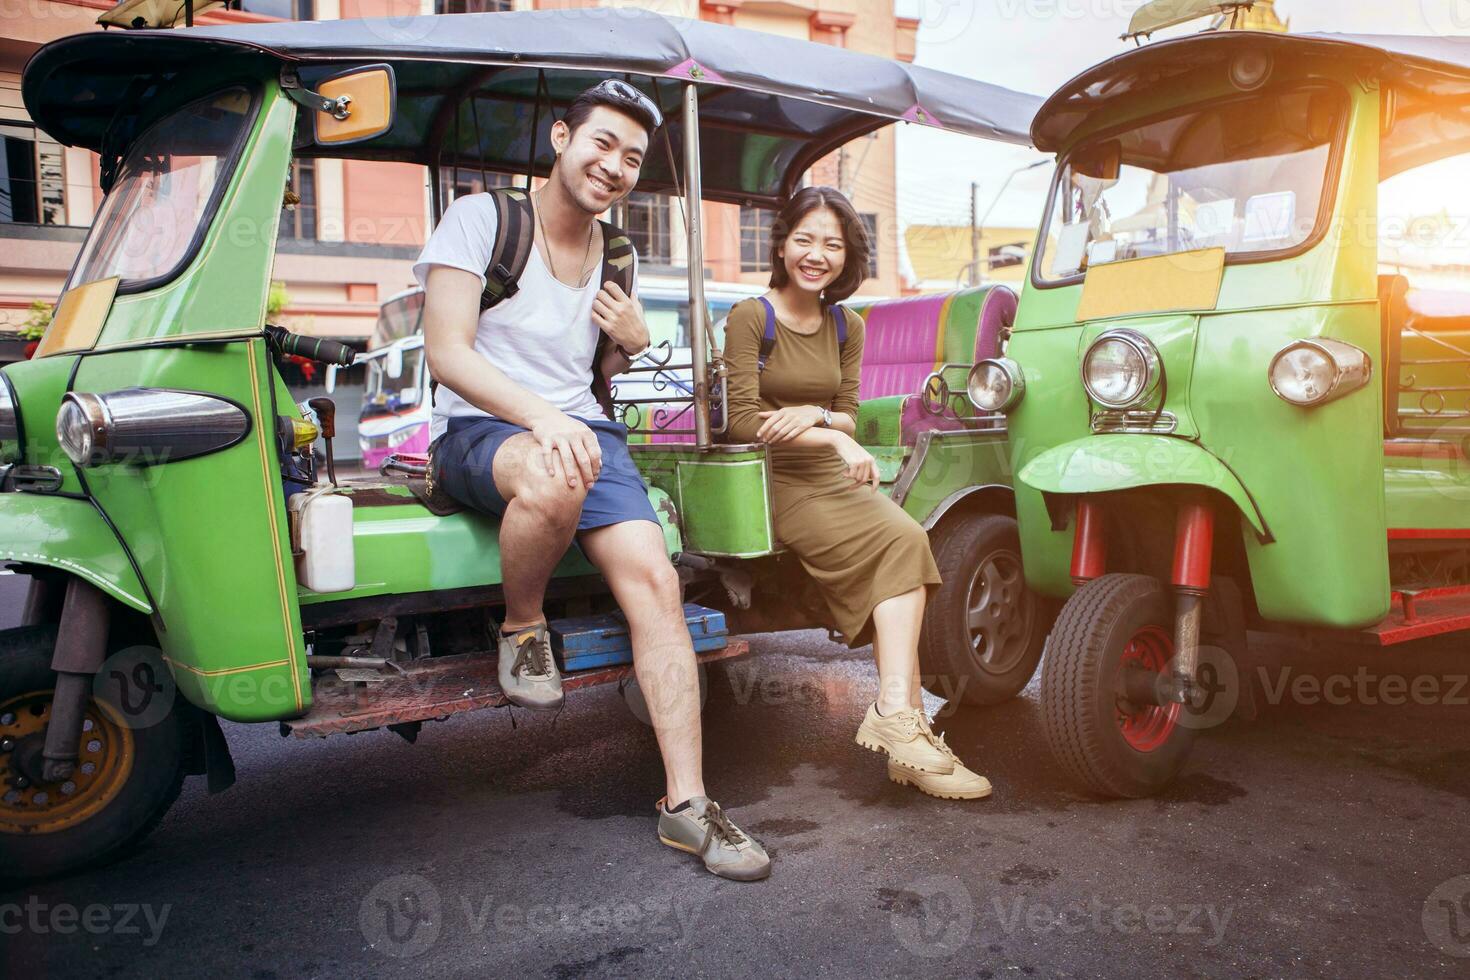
1070,499,1107,585
1170,502,1215,704
1071,497,1216,705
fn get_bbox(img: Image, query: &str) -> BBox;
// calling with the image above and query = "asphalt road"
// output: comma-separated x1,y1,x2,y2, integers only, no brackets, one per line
3,569,1469,979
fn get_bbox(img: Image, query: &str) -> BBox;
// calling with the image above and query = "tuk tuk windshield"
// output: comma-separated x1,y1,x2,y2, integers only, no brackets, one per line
66,87,254,290
1037,86,1344,283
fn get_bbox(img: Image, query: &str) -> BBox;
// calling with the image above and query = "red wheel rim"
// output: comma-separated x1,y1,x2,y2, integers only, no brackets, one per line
1116,625,1179,753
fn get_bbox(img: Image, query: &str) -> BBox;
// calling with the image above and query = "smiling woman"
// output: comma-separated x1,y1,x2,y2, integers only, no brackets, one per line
718,186,991,801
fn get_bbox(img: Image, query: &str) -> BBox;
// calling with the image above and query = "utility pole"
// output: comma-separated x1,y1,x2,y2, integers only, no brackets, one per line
969,181,980,287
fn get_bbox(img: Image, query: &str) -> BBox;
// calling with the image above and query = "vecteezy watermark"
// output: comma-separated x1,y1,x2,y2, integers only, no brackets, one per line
1418,0,1470,37
901,0,978,46
887,876,1233,957
358,874,705,959
989,896,1232,946
359,874,443,960
889,875,974,958
1422,875,1470,958
460,893,703,942
0,898,171,947
93,646,177,731
1256,667,1469,708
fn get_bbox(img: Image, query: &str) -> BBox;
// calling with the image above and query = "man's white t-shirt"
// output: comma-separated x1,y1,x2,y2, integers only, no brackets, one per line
412,193,637,440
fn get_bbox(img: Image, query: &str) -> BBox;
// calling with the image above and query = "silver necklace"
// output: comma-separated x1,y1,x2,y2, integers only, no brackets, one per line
534,191,595,285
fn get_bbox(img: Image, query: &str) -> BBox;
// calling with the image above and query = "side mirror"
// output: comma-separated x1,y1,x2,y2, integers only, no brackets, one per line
386,347,404,380
324,364,338,394
291,64,397,147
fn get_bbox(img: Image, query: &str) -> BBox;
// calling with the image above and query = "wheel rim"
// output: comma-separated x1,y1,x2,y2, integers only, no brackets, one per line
964,548,1035,676
0,689,136,835
1115,625,1180,753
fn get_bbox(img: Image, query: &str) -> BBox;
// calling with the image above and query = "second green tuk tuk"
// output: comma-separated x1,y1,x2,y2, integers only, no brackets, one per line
973,27,1470,797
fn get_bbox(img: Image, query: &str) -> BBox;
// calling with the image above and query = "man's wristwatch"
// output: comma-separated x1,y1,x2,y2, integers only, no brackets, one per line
818,407,833,427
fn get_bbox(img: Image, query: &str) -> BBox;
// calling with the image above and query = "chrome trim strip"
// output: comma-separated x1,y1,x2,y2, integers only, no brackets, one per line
1090,409,1179,434
921,483,1013,531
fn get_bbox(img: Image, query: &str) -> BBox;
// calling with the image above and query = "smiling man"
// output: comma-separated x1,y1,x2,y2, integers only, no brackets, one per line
416,80,770,882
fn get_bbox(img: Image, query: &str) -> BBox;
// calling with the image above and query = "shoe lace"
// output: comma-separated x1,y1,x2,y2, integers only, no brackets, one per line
896,711,921,739
931,730,960,763
699,802,748,851
908,711,958,761
512,630,553,679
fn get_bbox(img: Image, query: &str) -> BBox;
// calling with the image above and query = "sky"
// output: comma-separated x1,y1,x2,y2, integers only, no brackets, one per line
888,0,1470,231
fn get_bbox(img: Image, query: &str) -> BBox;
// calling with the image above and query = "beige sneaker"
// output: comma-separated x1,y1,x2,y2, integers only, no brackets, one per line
854,703,954,775
497,622,563,710
889,749,993,800
657,796,771,881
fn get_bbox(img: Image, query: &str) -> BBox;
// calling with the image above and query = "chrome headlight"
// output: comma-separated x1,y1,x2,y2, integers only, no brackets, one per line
968,358,1026,413
57,389,251,468
1268,339,1371,407
1082,329,1162,409
0,372,19,463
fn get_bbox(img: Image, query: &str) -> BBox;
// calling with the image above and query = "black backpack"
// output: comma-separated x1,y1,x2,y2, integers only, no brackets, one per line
477,187,636,419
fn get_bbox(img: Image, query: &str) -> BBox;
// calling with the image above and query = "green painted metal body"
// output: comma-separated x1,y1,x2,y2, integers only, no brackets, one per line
632,445,776,557
0,493,150,613
894,431,1012,528
300,483,682,606
1007,56,1450,630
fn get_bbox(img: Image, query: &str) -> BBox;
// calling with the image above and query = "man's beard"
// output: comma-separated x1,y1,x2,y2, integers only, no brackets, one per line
559,164,624,216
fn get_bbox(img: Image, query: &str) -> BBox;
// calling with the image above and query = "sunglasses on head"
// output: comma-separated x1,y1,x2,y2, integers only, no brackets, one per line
590,79,664,130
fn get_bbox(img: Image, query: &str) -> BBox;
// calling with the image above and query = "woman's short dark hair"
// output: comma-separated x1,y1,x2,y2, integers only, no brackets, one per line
767,186,871,305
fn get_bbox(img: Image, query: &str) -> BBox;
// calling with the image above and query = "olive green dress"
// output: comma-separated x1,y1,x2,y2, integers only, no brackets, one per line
723,297,941,647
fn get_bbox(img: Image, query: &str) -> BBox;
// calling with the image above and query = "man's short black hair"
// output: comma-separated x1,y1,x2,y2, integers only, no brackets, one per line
563,80,660,139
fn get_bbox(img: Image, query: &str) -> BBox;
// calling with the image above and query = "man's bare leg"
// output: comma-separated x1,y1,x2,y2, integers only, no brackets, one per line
488,432,587,629
579,520,705,806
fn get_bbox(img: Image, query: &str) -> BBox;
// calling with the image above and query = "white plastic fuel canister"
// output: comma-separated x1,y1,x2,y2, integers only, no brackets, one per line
288,488,356,594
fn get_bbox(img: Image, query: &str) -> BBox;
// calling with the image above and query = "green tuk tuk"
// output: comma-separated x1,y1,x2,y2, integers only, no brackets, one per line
0,10,1046,879
971,29,1470,797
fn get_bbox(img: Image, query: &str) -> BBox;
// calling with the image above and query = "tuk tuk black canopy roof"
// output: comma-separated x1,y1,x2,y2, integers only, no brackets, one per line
1033,32,1470,178
23,9,1042,208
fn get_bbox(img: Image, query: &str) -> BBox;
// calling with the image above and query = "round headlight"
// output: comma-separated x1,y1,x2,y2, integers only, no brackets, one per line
1082,331,1161,409
56,394,104,466
0,373,19,463
968,358,1025,413
1268,339,1371,407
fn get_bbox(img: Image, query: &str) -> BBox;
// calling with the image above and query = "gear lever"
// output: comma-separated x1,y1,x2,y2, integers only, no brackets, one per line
307,397,338,486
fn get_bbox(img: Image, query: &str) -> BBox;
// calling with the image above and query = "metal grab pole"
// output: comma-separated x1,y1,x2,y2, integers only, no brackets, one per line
682,83,712,448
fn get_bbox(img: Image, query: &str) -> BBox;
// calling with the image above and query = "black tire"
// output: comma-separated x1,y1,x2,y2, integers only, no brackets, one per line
0,624,185,882
919,514,1048,706
1040,574,1196,798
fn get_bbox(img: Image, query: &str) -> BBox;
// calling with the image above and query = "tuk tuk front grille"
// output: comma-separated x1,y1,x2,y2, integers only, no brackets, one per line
1090,410,1178,434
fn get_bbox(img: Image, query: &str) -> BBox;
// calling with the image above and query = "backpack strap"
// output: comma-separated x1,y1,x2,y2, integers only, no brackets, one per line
589,219,637,420
832,304,848,351
479,188,535,313
756,296,778,374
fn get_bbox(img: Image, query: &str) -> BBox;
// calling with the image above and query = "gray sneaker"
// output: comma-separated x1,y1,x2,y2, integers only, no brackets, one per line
657,796,771,881
497,623,563,709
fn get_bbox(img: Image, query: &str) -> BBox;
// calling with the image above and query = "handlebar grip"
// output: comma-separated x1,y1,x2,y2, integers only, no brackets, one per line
264,325,357,367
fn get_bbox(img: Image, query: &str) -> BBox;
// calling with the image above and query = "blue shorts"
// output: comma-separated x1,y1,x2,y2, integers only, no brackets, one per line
431,415,659,531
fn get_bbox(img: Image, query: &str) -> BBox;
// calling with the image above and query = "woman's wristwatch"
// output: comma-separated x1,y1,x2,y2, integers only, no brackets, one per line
818,407,833,427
